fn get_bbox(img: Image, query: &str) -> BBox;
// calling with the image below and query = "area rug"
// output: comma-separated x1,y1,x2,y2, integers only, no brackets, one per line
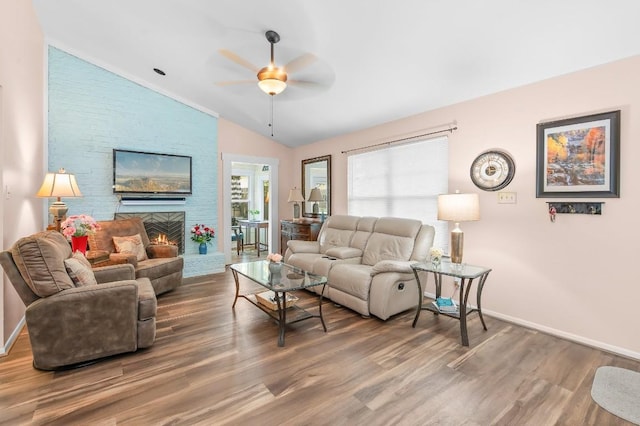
591,366,640,425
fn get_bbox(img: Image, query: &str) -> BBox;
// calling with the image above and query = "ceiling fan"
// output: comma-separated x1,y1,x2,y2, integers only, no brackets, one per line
217,30,321,96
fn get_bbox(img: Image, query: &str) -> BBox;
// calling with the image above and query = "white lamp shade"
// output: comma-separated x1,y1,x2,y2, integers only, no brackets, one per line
36,169,83,198
437,193,480,222
307,187,324,202
287,188,304,203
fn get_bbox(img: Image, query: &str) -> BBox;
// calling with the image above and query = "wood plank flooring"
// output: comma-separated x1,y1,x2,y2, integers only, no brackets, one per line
1,267,638,425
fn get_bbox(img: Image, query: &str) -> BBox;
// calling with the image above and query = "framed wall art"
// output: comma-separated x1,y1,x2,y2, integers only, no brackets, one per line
536,110,620,198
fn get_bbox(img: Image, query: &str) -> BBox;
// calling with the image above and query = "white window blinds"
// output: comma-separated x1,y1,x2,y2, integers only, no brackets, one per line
347,136,449,251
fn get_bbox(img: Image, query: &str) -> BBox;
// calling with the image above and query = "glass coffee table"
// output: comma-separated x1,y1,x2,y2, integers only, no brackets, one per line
231,260,328,347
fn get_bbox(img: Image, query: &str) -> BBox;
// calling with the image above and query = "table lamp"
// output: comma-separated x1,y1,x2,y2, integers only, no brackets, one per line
287,187,304,219
437,191,479,264
307,187,323,214
36,168,83,232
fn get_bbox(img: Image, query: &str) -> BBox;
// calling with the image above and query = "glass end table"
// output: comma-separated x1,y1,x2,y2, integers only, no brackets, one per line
411,260,491,346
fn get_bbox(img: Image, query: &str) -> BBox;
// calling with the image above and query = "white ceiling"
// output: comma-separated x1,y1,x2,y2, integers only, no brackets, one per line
33,0,640,147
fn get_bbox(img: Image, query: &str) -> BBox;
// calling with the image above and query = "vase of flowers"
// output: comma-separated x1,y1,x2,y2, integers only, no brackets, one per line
191,224,215,255
429,247,443,268
61,214,100,255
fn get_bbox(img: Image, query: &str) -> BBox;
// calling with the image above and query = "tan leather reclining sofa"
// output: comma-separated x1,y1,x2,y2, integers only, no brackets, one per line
284,215,435,320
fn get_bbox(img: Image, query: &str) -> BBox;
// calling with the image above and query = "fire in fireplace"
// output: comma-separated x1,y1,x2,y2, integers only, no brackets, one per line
151,233,176,246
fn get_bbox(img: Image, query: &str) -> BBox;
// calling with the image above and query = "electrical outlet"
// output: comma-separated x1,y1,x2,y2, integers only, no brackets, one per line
498,192,517,204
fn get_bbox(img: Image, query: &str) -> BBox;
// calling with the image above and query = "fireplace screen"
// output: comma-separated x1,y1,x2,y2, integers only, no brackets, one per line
114,212,185,254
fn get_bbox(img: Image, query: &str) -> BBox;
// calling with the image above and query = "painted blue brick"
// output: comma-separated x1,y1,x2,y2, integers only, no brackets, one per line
48,47,223,276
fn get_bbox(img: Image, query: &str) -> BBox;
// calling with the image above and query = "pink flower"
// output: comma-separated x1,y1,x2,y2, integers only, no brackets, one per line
190,223,215,244
60,214,99,238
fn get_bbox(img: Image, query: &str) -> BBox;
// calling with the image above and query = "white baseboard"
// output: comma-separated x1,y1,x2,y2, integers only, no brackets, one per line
0,316,26,357
484,309,640,361
423,291,640,361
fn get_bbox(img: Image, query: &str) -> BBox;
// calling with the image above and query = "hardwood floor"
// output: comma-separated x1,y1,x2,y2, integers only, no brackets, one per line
1,267,638,425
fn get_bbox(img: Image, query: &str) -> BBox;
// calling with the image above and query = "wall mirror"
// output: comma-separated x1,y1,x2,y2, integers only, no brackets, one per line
302,155,331,217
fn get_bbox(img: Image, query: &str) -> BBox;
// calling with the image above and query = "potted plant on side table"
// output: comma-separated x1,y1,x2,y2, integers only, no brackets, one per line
61,214,100,255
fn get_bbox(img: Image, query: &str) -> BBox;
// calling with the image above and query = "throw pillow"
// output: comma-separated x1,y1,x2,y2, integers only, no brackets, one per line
112,234,148,261
64,251,98,287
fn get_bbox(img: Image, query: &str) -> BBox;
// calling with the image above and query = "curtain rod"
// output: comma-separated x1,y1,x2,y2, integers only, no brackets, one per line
341,125,458,154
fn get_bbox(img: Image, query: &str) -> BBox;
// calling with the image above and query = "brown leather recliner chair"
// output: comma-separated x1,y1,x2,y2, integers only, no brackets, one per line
88,217,183,295
0,231,156,370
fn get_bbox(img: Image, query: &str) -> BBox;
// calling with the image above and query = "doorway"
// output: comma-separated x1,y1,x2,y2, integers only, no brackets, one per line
222,154,279,265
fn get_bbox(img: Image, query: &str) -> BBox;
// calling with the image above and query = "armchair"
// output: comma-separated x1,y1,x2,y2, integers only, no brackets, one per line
0,231,156,370
88,217,183,295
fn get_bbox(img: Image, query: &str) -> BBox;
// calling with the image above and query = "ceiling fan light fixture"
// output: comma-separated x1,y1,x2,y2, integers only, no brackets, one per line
257,67,288,95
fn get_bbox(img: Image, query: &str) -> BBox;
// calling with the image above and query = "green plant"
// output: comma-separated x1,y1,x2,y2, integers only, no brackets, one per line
248,209,260,217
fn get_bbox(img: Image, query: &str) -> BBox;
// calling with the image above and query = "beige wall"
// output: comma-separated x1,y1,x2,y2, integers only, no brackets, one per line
0,1,45,350
292,55,640,358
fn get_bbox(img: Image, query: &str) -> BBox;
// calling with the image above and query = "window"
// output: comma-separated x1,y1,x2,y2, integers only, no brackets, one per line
231,175,249,220
348,136,449,250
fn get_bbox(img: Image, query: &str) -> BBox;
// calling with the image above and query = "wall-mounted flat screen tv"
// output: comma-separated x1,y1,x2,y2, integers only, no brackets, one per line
113,149,192,195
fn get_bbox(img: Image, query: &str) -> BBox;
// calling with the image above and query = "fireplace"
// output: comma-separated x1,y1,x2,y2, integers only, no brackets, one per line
114,212,186,254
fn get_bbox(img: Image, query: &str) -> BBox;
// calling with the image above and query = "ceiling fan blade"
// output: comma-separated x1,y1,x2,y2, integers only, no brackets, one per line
218,49,259,72
288,79,327,89
215,80,256,87
284,53,317,74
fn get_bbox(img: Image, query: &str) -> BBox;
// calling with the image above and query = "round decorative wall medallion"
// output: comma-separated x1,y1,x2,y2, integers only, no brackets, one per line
470,150,516,191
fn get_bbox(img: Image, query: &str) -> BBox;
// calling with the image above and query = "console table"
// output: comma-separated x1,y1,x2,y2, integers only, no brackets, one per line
238,220,269,257
411,261,491,346
280,219,322,255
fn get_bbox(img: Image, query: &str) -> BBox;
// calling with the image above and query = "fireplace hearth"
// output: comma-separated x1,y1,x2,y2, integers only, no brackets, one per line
114,212,185,254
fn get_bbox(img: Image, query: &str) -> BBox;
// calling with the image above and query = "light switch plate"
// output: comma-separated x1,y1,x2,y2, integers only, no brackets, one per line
498,192,517,204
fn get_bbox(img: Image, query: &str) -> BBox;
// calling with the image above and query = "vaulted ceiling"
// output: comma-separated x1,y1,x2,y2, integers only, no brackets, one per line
33,0,640,147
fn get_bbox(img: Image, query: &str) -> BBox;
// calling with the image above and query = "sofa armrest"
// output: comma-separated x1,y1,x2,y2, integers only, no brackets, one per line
147,244,178,259
93,263,136,283
25,281,140,369
370,260,417,276
325,246,363,260
109,252,138,268
287,240,320,254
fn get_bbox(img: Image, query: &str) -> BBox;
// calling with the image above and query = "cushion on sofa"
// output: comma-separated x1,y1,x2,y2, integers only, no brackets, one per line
88,218,151,254
362,218,422,266
324,246,362,259
410,225,436,262
318,215,360,253
64,251,98,286
329,264,373,300
11,231,75,297
350,216,378,251
113,234,148,261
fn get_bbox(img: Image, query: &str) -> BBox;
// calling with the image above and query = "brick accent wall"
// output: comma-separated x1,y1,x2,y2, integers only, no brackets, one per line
47,47,224,277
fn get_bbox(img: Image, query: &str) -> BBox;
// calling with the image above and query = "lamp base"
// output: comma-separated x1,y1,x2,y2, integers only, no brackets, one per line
293,203,300,219
49,202,68,233
450,224,464,264
313,203,319,214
